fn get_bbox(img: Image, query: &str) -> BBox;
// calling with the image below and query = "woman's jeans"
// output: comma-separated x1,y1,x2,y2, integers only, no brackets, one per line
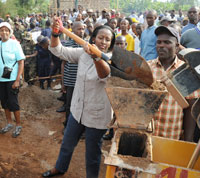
55,113,107,178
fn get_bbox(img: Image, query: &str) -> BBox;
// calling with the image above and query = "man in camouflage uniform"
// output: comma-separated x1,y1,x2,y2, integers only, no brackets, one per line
13,22,23,43
22,32,37,85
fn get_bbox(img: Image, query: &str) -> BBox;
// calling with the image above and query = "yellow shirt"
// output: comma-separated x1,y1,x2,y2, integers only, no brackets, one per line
68,28,72,32
116,33,135,52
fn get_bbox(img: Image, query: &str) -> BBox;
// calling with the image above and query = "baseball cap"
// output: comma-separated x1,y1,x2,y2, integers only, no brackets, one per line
160,16,176,23
67,20,72,24
40,37,49,45
82,11,87,15
87,9,93,13
183,17,188,21
159,14,164,18
37,35,44,43
102,8,107,12
155,25,180,43
132,18,139,23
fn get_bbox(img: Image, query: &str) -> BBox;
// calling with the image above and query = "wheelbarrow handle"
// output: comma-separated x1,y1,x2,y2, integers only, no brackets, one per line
62,28,110,61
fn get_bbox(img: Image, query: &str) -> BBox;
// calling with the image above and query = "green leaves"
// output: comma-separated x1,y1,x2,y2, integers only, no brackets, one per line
0,0,49,18
110,0,199,14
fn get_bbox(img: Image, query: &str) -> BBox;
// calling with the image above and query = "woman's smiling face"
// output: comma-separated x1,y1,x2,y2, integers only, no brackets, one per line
94,28,113,53
0,26,10,42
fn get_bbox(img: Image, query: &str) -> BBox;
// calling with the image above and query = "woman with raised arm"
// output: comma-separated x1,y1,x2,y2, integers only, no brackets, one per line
42,18,115,178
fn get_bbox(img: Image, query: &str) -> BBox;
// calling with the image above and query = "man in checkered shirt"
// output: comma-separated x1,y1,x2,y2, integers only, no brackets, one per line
148,26,200,142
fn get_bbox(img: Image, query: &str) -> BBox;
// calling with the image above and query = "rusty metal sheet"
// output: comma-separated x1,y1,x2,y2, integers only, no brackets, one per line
105,87,167,129
60,28,154,86
169,50,200,97
111,46,154,86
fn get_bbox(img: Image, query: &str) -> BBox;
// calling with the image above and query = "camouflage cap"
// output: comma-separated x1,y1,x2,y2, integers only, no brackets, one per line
24,32,32,41
14,22,20,25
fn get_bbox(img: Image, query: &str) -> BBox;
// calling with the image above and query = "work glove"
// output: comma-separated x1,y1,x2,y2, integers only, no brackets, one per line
52,17,64,34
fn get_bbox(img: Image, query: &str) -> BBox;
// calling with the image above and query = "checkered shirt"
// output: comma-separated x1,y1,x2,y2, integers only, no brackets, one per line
148,57,200,139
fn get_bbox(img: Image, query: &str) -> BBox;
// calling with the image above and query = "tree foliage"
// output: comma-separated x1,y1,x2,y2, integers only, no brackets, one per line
0,0,200,19
0,0,50,18
110,0,200,14
173,0,199,10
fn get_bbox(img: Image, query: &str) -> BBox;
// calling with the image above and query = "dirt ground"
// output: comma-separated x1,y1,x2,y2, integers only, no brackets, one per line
0,83,112,178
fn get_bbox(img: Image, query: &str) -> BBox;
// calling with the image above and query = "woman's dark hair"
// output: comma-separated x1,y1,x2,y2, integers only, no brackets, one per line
89,25,115,52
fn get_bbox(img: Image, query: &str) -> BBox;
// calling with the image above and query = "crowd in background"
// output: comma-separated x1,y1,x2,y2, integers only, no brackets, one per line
0,4,200,139
0,4,200,177
0,6,198,89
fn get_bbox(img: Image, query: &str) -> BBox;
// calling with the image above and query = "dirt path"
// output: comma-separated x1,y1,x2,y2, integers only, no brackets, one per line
0,85,111,178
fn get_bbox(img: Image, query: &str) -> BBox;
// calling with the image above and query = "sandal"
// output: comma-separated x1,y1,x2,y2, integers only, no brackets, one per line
12,126,22,138
0,124,14,134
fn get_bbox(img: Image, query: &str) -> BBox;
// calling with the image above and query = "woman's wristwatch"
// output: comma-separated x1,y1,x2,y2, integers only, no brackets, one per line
93,57,101,62
51,33,61,38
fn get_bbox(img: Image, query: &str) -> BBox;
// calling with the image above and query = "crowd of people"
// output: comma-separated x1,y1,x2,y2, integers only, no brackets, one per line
0,4,200,178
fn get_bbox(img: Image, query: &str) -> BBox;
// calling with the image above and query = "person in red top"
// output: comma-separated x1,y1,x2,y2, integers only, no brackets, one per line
111,9,116,18
148,26,200,141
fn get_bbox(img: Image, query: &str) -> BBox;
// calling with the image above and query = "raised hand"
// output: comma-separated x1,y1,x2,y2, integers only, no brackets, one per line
52,17,64,34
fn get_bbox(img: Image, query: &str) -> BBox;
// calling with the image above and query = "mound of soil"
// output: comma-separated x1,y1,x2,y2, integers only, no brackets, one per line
19,85,60,116
0,85,109,178
106,76,166,91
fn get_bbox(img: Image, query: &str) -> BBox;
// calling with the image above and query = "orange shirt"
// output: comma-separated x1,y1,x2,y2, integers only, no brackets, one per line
148,57,200,139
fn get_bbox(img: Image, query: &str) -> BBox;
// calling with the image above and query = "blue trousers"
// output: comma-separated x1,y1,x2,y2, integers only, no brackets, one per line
55,113,107,178
37,60,51,83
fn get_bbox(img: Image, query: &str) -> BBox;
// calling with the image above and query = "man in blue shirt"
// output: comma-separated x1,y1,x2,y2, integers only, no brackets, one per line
140,10,158,61
41,20,52,39
181,6,199,34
